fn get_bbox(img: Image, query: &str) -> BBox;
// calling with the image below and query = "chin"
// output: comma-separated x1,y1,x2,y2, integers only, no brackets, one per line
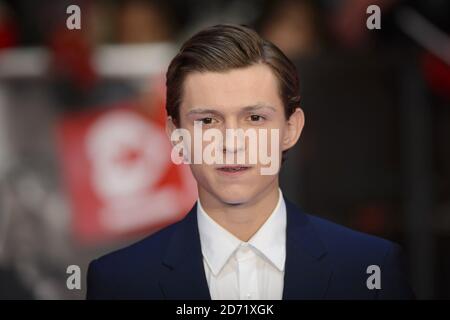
213,187,254,205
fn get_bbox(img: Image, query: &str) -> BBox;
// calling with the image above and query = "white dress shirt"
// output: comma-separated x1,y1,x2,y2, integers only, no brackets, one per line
196,189,287,300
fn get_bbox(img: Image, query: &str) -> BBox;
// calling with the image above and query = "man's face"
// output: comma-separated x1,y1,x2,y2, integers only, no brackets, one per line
169,64,303,206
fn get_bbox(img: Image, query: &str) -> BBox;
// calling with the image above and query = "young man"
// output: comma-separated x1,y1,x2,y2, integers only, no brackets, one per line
86,24,414,300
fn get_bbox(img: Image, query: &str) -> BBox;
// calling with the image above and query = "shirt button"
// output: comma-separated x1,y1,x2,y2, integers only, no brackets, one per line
246,293,251,299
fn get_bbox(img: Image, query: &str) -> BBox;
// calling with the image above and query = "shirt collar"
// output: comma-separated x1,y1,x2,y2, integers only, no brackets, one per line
197,189,287,276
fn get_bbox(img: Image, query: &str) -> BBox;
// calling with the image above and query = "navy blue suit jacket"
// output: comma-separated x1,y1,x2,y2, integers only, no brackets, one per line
86,198,415,299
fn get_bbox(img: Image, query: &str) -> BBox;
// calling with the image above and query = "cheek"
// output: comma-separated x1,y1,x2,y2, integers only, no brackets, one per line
189,164,207,178
189,164,218,188
258,124,285,155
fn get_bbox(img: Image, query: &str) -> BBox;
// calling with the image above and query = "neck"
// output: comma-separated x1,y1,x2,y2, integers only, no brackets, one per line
198,181,280,242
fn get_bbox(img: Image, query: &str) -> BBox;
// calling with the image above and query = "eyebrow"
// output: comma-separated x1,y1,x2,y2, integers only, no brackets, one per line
186,104,277,116
186,108,221,116
241,104,277,113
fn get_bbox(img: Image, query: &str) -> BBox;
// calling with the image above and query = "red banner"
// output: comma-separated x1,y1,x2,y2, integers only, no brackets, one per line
57,102,197,244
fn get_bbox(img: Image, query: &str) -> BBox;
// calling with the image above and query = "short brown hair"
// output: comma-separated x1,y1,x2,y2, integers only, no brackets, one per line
165,24,300,125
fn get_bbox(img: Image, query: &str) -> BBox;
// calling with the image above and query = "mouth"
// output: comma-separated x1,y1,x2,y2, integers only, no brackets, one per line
215,165,252,176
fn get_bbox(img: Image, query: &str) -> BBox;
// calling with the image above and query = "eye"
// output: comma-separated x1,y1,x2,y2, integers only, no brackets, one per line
196,117,216,125
249,114,265,122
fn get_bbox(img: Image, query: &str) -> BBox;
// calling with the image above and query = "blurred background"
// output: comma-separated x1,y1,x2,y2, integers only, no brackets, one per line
0,0,449,299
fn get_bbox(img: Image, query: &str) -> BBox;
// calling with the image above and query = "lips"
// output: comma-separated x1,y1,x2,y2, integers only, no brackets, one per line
216,165,251,176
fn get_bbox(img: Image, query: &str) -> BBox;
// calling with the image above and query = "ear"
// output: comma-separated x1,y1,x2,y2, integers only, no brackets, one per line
165,116,177,144
282,108,305,152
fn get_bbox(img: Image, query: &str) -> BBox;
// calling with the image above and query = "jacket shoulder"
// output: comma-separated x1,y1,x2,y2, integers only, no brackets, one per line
95,220,180,265
306,213,396,258
86,217,185,299
305,213,414,299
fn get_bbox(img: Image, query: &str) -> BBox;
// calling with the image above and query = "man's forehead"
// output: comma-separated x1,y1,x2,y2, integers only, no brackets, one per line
181,64,282,112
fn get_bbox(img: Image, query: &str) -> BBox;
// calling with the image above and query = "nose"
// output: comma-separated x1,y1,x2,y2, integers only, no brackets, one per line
222,120,246,155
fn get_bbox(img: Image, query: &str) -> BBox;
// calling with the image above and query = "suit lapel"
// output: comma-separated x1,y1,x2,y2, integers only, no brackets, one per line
158,203,211,299
282,199,333,299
